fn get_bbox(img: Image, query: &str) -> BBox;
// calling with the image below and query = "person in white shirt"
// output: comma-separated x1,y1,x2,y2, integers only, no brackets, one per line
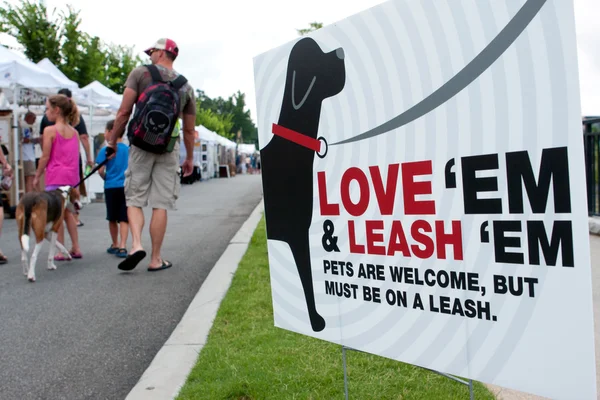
20,111,39,193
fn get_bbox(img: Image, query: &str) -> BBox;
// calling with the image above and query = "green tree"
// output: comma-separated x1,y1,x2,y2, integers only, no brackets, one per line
195,89,258,142
103,44,142,93
0,0,61,63
297,22,323,36
196,90,234,115
59,5,84,83
78,35,106,86
0,1,142,93
229,91,258,143
195,105,234,138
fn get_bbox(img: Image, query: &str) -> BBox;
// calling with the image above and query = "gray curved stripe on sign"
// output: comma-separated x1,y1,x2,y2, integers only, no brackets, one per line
292,72,316,110
330,0,547,147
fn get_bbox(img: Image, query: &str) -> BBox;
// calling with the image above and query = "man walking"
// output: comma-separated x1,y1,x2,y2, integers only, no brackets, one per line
106,38,196,272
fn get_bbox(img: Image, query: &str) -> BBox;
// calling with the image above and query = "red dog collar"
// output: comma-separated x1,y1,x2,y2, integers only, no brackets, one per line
272,123,327,157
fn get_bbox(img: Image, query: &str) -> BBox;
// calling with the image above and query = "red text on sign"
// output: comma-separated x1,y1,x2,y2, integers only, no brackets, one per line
318,160,436,217
348,219,463,260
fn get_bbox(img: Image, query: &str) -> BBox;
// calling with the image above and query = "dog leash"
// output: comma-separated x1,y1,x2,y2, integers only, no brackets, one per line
326,0,545,147
271,0,546,151
73,147,114,189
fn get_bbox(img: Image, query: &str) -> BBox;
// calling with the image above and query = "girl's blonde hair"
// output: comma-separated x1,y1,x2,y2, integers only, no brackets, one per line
47,94,80,127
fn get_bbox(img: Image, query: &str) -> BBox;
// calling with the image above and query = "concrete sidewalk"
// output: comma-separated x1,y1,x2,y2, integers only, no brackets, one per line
125,200,265,399
0,174,263,400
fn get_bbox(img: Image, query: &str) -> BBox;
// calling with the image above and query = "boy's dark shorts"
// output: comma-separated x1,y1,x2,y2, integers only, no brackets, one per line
105,187,128,223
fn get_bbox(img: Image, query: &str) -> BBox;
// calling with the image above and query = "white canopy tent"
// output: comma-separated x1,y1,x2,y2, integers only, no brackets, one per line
77,81,121,171
200,126,239,176
79,81,122,111
238,143,257,155
0,45,66,200
36,58,79,91
0,63,61,91
35,58,96,108
36,59,120,119
195,125,221,178
0,45,65,94
196,125,221,143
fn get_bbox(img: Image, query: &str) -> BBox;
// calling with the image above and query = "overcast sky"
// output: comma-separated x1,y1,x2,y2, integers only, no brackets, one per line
2,0,599,120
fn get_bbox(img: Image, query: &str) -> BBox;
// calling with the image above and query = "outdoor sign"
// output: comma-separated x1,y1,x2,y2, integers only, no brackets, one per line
253,0,596,398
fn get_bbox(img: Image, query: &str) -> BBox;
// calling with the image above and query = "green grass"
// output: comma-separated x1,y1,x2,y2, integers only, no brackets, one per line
176,217,496,400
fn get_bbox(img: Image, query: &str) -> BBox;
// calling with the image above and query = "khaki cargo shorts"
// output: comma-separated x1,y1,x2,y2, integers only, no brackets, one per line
23,160,36,177
125,142,181,210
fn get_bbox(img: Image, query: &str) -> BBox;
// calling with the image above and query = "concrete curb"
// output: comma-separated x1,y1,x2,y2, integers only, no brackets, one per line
124,199,265,400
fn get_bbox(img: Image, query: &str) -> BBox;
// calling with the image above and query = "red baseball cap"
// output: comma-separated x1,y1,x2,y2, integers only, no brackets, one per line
144,38,179,57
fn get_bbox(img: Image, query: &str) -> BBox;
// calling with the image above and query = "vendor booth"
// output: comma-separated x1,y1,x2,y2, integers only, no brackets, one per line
0,44,66,209
196,125,221,180
0,45,119,207
179,124,237,181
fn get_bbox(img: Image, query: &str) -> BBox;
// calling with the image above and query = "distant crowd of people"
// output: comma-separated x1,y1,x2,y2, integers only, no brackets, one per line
236,152,261,175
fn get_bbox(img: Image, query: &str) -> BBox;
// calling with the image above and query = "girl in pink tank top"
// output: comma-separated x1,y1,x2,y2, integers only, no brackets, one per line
45,127,80,189
33,94,83,259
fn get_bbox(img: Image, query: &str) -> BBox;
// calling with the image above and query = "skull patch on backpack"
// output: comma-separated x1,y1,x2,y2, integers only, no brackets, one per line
144,110,172,145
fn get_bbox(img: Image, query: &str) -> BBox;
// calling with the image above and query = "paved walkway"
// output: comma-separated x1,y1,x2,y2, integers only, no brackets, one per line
0,174,263,400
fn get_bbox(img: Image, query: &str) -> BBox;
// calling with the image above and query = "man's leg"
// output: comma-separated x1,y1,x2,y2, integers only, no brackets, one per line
147,145,180,270
149,208,167,268
127,206,144,253
118,146,153,271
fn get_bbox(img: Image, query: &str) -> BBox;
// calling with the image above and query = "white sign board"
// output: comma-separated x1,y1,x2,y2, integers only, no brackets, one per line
253,0,596,398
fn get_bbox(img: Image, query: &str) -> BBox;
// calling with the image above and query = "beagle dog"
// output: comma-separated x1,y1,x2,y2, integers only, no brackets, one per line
16,186,82,282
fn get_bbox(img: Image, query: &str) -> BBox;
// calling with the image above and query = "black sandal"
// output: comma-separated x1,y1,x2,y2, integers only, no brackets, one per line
118,250,146,271
148,260,173,272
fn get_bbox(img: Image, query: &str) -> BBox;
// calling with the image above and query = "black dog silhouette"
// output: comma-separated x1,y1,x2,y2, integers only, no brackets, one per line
260,37,346,332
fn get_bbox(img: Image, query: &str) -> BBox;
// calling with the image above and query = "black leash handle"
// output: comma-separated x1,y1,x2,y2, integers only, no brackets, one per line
73,146,114,189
